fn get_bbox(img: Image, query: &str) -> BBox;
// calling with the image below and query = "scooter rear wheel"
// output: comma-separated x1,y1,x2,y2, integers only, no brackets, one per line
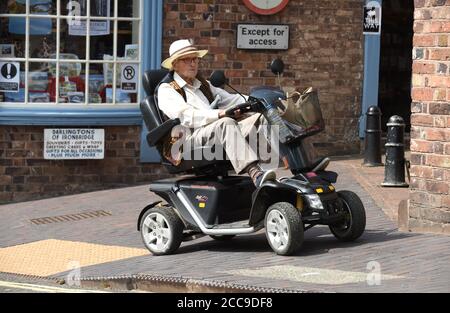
140,206,184,255
329,191,366,242
265,202,304,256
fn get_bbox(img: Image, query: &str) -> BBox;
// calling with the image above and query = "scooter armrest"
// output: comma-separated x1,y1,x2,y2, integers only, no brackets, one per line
146,118,180,146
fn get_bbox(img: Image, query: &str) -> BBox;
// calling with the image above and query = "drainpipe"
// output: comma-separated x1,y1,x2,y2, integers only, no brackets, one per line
360,0,382,139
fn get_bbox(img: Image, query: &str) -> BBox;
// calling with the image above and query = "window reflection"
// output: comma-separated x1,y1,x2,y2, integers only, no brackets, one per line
29,18,57,58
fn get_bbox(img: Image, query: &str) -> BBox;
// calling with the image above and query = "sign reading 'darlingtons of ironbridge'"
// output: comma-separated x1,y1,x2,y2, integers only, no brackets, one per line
44,129,105,160
237,24,289,50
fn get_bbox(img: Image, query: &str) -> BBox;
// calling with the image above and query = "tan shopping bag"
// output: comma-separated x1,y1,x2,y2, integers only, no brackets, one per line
280,87,324,131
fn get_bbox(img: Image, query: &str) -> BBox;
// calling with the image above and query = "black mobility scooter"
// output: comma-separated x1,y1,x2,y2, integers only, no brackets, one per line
138,61,366,256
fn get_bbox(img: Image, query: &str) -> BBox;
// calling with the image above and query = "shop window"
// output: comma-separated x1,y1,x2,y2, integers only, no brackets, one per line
0,0,142,106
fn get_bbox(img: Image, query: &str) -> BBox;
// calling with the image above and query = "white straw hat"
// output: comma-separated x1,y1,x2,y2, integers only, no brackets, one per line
161,39,208,70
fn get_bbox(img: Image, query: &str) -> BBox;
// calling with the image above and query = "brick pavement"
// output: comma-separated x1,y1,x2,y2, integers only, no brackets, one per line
0,157,449,293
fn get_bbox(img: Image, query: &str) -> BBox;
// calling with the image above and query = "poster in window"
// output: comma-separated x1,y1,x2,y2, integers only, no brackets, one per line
68,0,111,36
29,92,50,103
125,44,139,60
0,62,20,93
0,44,15,58
120,64,138,93
363,1,382,35
103,54,123,86
8,0,53,35
28,72,49,91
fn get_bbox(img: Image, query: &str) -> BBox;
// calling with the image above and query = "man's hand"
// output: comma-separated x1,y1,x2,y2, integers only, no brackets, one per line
219,109,242,119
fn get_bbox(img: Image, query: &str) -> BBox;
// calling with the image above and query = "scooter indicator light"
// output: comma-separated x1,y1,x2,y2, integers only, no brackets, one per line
329,186,335,191
296,195,304,211
316,188,324,194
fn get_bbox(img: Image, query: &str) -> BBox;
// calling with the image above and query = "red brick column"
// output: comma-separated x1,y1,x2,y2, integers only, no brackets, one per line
406,0,450,233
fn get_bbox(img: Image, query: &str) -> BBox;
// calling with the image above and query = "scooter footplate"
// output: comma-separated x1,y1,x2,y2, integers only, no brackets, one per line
210,220,250,230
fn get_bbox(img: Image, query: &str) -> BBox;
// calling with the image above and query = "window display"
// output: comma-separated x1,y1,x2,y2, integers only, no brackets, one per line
0,17,26,58
117,0,140,18
29,18,57,58
1,0,26,14
28,62,55,103
0,0,142,106
89,21,114,60
30,0,57,15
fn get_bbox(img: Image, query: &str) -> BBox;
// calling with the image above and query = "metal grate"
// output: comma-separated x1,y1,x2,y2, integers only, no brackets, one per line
31,210,112,225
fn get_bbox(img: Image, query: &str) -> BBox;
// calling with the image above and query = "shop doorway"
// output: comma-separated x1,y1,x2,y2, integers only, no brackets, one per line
378,0,414,132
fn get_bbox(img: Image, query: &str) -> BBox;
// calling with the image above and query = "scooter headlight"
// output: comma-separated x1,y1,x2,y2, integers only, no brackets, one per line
305,194,324,210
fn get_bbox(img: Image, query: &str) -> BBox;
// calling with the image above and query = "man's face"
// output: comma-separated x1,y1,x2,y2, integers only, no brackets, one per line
173,53,200,82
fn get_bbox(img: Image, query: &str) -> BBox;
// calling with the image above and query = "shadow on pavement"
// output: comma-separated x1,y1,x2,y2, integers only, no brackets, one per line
175,227,420,257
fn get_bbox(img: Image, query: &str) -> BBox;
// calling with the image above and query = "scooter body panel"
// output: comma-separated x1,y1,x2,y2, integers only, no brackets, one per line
177,176,255,226
148,176,255,231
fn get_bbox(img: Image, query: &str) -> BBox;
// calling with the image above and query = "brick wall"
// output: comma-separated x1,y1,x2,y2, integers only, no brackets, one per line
408,0,450,233
163,0,364,156
0,126,169,204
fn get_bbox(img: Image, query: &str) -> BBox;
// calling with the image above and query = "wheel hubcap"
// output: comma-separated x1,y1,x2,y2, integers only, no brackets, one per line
142,213,171,253
266,210,289,251
335,199,353,231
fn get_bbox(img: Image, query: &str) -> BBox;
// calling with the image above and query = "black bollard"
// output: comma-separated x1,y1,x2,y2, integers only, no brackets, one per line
381,115,409,188
363,106,383,167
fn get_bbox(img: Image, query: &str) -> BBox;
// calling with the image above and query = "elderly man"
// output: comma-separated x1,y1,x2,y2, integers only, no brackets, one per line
157,39,277,187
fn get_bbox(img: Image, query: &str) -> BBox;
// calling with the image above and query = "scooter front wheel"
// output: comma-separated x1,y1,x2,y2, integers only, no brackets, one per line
140,206,184,255
265,202,304,256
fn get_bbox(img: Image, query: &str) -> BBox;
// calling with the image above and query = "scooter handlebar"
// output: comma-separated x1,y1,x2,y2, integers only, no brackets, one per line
225,98,260,116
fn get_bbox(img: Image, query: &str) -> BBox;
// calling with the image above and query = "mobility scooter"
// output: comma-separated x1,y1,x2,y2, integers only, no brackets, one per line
138,60,366,256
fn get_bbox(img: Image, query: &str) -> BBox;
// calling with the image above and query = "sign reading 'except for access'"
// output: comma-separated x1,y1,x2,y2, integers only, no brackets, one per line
44,129,105,160
237,24,289,50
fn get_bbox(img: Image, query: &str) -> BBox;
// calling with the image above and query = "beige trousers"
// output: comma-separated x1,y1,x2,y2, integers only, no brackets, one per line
183,113,270,174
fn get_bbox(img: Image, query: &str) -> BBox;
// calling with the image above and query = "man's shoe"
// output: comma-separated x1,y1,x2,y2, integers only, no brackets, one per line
255,169,277,187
